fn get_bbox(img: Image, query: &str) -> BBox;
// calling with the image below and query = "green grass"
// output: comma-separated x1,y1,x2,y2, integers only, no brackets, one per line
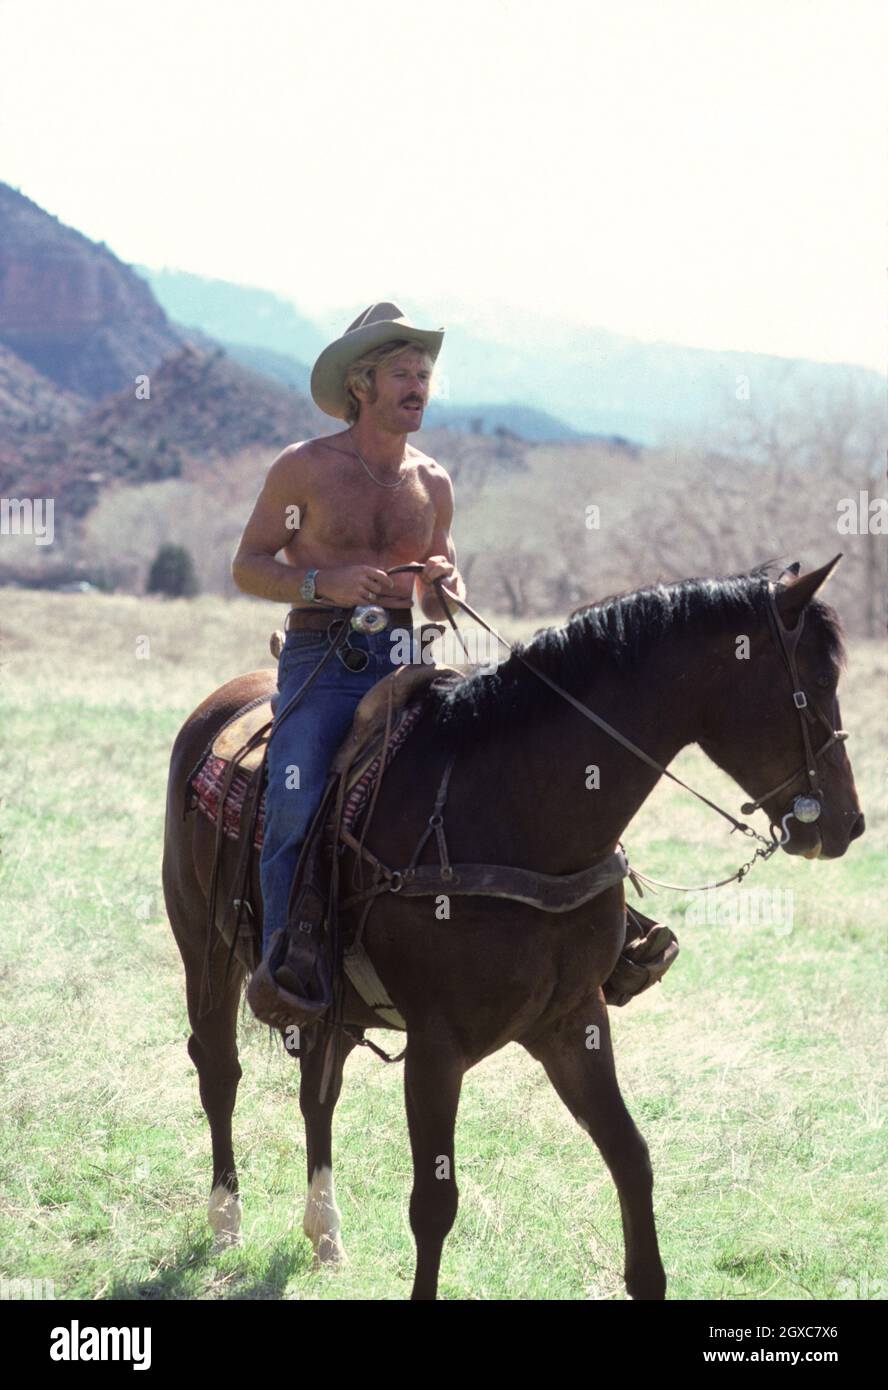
0,588,884,1300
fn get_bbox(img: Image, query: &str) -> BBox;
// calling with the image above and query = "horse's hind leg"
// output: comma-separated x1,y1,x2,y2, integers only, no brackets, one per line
167,885,245,1252
297,1026,361,1266
524,994,666,1300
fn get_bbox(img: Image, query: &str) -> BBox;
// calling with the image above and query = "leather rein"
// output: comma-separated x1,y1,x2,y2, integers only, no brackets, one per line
341,567,848,902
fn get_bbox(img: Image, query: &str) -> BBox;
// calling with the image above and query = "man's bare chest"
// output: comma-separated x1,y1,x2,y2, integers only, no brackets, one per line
301,466,436,557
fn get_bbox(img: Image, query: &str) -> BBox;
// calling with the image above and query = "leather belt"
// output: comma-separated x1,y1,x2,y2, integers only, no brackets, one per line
285,605,413,633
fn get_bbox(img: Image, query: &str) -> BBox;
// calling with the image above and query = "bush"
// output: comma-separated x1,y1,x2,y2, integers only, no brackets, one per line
146,543,200,598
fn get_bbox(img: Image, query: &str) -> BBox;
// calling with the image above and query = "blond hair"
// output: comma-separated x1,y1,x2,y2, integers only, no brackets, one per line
343,340,434,425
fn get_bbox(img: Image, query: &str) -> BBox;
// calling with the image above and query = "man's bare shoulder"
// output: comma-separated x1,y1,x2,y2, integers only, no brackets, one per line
411,450,450,500
307,429,357,459
275,432,352,463
410,446,452,485
267,433,351,481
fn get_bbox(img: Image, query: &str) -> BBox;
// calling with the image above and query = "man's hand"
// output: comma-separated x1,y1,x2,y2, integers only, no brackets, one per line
419,555,458,590
416,554,465,620
316,564,395,606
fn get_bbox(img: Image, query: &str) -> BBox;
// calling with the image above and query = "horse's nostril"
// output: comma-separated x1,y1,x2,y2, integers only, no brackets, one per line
849,813,865,841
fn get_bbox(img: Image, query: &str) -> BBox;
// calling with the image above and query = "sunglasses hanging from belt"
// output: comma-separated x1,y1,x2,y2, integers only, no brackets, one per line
326,616,371,672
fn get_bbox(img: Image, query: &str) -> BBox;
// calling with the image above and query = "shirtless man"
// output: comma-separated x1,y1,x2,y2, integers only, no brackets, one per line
231,302,465,1026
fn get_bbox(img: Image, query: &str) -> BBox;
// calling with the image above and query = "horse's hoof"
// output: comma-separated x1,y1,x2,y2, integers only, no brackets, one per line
311,1234,348,1269
303,1166,346,1269
211,1230,243,1255
208,1184,243,1251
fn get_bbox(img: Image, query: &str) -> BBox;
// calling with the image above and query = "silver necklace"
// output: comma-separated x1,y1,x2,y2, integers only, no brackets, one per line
348,432,409,489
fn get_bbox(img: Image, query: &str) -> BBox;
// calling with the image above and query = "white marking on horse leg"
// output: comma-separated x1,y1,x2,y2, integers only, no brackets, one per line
303,1165,347,1266
208,1183,243,1250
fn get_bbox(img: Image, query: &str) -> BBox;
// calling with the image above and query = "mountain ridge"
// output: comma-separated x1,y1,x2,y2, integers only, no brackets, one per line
136,266,884,446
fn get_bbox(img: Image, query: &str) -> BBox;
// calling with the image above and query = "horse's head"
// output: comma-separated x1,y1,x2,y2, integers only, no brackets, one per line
698,556,864,860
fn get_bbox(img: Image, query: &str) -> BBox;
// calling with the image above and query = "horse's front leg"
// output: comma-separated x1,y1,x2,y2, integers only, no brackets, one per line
298,1025,361,1266
524,993,666,1300
403,1028,465,1300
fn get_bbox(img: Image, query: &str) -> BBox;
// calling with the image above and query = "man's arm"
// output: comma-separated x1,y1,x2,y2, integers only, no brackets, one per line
415,467,466,620
230,444,314,603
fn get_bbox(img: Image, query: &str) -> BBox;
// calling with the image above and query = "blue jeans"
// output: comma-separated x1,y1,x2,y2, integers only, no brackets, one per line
259,621,400,957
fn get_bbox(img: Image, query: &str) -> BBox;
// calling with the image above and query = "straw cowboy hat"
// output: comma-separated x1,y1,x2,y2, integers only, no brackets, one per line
310,301,445,419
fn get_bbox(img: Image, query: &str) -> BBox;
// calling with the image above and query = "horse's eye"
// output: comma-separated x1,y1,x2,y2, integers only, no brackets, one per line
815,673,833,689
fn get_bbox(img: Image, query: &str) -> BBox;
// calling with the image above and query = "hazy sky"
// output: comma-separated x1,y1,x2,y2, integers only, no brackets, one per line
0,0,884,369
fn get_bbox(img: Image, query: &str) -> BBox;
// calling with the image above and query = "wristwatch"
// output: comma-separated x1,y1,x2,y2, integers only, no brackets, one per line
300,568,327,604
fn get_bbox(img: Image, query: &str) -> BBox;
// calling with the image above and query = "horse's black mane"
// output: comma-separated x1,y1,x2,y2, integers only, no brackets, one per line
429,565,845,749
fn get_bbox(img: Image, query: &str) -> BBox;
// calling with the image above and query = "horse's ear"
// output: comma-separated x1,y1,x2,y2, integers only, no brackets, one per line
775,555,842,628
777,561,801,583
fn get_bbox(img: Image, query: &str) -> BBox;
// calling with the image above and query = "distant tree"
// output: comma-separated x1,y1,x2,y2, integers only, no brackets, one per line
147,543,200,598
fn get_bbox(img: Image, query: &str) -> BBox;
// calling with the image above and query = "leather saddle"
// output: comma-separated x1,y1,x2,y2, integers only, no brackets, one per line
196,652,464,987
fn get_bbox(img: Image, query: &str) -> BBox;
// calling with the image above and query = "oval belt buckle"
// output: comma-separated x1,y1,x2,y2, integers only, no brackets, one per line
352,605,388,634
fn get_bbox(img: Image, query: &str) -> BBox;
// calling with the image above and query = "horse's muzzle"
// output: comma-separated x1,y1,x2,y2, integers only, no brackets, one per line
848,812,866,841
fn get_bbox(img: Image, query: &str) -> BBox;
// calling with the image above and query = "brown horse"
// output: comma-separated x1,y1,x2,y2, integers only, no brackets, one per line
161,558,864,1299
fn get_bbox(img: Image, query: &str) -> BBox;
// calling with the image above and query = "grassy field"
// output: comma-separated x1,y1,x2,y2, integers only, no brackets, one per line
0,587,885,1301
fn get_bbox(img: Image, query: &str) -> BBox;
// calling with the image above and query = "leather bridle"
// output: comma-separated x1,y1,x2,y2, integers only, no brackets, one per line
738,584,849,841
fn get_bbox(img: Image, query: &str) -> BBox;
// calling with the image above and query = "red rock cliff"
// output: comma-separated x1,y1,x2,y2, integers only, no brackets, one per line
0,182,183,399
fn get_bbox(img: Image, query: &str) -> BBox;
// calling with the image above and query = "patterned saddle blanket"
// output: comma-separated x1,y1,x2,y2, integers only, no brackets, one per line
189,697,426,849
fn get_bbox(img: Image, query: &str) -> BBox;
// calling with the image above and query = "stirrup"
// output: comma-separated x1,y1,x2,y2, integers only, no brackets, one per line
245,929,331,1029
603,908,679,1007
